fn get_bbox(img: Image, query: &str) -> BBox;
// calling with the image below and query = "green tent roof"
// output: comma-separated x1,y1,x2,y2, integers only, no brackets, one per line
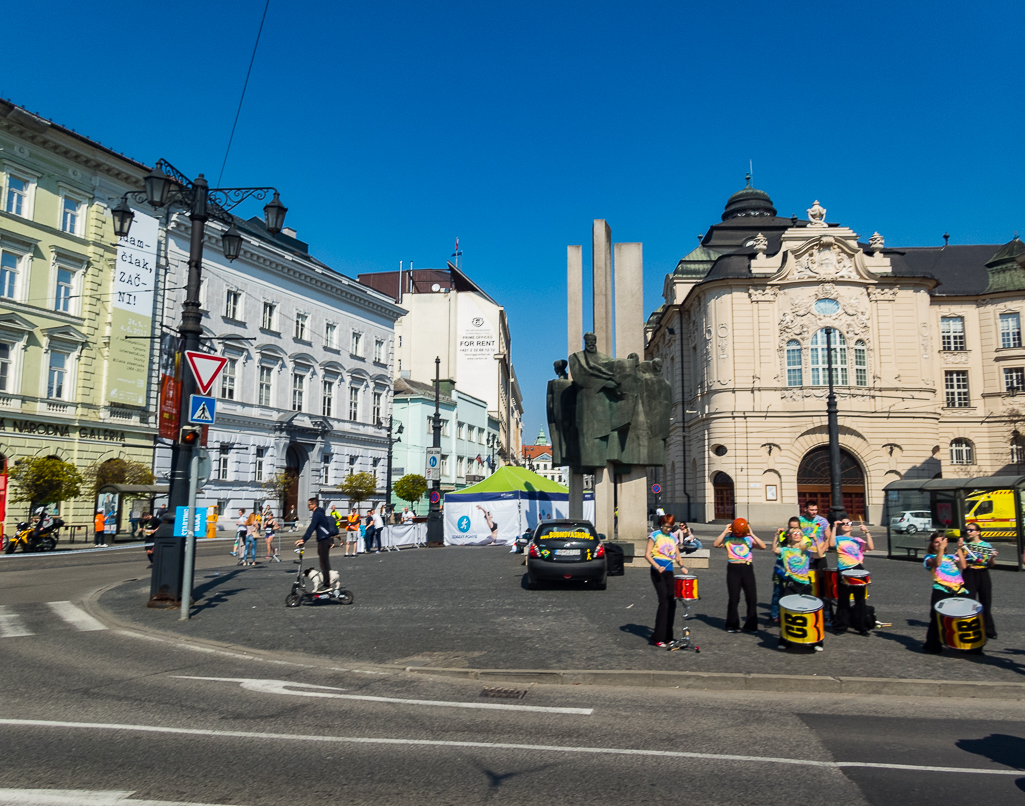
454,466,567,495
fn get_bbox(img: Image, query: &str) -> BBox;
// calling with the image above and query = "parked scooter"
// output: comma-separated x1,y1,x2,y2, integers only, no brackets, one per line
4,513,64,554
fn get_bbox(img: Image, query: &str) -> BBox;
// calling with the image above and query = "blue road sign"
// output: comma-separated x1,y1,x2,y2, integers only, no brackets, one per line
189,394,216,425
174,506,208,536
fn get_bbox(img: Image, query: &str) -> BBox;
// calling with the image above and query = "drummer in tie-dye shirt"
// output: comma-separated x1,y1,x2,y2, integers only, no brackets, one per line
800,501,834,625
923,532,968,654
831,517,875,635
774,528,822,596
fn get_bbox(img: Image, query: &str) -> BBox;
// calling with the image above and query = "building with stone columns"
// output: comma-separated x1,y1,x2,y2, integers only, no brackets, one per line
645,179,1025,525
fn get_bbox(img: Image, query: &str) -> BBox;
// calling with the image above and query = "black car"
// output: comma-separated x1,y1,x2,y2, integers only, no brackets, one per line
525,519,607,590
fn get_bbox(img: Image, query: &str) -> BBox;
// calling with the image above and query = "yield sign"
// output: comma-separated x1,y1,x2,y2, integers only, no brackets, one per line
185,351,229,395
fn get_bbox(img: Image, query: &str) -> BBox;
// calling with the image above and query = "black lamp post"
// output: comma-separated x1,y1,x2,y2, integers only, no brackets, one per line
378,415,403,515
426,357,444,546
825,327,846,525
113,159,286,605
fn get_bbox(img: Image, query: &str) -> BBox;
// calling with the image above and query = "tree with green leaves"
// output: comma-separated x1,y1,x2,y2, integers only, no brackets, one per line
82,457,155,496
9,456,83,509
338,471,379,514
264,470,294,512
393,473,428,514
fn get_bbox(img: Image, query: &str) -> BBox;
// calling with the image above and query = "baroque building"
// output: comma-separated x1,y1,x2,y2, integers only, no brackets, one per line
645,180,1025,524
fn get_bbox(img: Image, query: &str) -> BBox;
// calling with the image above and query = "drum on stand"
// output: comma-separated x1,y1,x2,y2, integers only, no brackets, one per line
811,569,838,600
841,569,871,587
674,574,698,619
779,594,825,646
934,597,986,650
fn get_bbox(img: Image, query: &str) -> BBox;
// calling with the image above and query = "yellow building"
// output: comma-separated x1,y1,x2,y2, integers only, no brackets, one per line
0,101,155,529
645,181,1025,525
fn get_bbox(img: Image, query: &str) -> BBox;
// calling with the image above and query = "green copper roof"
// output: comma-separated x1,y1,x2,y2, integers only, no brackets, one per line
454,466,567,495
674,245,722,278
985,237,1025,293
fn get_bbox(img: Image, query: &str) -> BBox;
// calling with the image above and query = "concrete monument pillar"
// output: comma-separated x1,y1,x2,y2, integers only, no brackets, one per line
567,244,585,519
592,220,613,356
594,464,615,538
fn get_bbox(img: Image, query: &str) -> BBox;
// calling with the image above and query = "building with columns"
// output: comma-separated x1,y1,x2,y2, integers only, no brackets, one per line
645,179,1025,525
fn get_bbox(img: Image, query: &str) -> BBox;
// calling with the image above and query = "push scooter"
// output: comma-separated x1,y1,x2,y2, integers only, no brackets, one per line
285,545,354,607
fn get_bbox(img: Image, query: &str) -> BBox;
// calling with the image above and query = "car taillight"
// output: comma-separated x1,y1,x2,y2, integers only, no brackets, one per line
528,543,540,558
595,543,606,558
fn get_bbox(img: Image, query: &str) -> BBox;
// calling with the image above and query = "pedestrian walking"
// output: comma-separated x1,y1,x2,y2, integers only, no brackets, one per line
263,510,279,561
961,521,998,639
234,509,247,561
94,508,106,548
713,517,767,633
644,515,690,648
243,510,258,565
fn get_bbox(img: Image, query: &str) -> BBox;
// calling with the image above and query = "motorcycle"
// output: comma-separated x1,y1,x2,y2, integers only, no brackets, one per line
3,517,64,554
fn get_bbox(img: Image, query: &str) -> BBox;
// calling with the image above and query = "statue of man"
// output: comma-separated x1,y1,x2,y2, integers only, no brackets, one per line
568,332,618,468
546,360,576,467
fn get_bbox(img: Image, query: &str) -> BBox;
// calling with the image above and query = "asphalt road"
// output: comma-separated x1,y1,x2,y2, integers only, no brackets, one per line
2,546,1025,805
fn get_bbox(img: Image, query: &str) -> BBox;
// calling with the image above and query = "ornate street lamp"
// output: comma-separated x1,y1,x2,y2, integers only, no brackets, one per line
263,192,287,234
111,198,135,239
221,225,243,262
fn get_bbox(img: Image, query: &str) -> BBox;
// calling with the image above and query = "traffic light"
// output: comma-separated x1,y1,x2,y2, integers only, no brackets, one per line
179,427,202,447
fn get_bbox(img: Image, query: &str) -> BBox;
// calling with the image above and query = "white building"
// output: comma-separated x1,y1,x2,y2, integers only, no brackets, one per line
358,263,524,465
521,430,567,486
156,215,405,523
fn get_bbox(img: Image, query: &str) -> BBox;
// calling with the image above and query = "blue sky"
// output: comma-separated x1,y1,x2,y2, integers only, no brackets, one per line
5,1,1023,442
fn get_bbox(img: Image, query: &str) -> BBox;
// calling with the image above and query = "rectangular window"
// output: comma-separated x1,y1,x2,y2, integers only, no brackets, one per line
292,372,304,412
322,454,331,485
944,370,970,408
372,391,382,425
224,290,240,320
786,342,803,386
294,313,308,341
322,379,333,417
350,331,362,357
259,366,273,407
325,323,336,349
261,301,275,330
854,342,867,387
5,175,29,217
1004,367,1025,393
940,316,966,351
221,358,237,399
1,252,18,299
349,387,360,421
374,339,384,363
456,456,464,477
0,343,11,392
217,446,229,481
441,455,449,475
54,268,73,312
457,422,466,440
441,418,450,437
47,352,67,399
1000,312,1022,349
60,196,82,235
255,447,265,482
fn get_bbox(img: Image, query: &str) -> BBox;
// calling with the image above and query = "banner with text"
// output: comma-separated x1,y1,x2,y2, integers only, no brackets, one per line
110,211,158,406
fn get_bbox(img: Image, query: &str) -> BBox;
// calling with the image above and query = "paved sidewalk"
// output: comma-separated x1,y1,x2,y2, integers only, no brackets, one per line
96,541,1025,688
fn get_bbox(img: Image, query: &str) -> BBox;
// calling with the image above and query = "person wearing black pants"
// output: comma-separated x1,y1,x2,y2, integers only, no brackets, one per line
961,522,998,639
295,497,336,591
832,518,873,635
923,533,968,653
363,509,376,554
714,519,767,633
644,515,689,648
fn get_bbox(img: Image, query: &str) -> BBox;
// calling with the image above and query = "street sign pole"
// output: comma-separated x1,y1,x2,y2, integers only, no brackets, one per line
426,357,444,546
180,450,200,620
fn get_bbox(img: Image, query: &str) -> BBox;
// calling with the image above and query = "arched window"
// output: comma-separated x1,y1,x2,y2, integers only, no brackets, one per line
950,438,974,465
785,340,802,386
854,340,867,386
809,328,847,386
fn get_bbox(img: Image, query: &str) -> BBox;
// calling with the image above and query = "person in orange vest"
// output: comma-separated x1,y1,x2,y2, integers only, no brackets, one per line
345,506,361,557
94,508,107,548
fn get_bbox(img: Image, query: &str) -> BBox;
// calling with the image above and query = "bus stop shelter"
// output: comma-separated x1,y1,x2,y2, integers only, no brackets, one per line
96,484,169,541
883,474,1024,569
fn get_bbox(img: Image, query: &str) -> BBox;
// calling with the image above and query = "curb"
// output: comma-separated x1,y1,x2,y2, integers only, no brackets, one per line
83,580,1025,702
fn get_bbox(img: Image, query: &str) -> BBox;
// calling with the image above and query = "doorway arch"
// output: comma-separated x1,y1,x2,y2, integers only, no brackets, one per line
797,446,866,519
284,445,307,520
712,471,735,520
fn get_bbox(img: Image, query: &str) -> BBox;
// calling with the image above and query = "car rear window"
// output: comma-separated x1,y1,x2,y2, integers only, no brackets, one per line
535,523,597,540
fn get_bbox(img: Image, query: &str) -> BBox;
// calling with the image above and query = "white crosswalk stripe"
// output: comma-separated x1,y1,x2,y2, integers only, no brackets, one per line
0,602,107,638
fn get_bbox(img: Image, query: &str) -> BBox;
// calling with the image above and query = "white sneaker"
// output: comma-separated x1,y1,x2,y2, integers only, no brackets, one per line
814,645,824,652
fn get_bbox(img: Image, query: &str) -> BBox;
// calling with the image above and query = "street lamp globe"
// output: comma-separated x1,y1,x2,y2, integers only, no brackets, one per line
144,166,173,208
221,224,243,262
111,198,135,239
263,192,287,234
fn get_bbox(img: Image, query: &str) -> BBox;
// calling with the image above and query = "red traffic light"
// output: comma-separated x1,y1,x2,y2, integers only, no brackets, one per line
179,427,202,447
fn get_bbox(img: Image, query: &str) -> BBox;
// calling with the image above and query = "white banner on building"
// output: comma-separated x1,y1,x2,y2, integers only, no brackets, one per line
110,211,158,406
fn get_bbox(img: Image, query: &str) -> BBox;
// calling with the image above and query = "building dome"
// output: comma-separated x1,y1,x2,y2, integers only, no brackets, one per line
722,173,777,221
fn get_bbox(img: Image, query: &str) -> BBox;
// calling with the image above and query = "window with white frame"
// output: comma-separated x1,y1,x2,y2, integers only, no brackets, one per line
292,371,305,412
456,456,464,477
785,340,802,386
60,194,84,236
457,422,466,440
854,341,867,386
349,386,360,420
372,391,382,425
221,358,237,400
441,418,450,437
224,289,241,320
1004,367,1025,393
322,453,331,485
940,317,966,351
809,328,847,386
294,312,308,341
325,323,336,349
4,172,34,218
1000,312,1022,349
0,343,10,392
950,438,974,465
441,455,449,475
54,268,73,313
374,338,384,363
0,251,20,300
217,446,230,480
258,365,273,407
945,370,970,407
322,379,334,417
255,447,265,482
261,302,276,330
47,350,69,399
350,330,363,357
1012,440,1025,465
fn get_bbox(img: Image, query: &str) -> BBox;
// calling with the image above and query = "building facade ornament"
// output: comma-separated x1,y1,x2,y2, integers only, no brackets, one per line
867,286,898,301
807,200,827,228
752,232,768,254
869,232,885,253
748,286,779,302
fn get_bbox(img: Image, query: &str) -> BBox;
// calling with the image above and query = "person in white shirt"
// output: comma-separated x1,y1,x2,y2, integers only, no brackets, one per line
401,507,414,524
371,508,385,553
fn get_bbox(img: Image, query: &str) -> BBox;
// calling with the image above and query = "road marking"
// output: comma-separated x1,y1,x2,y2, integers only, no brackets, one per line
0,789,241,805
0,605,32,637
47,601,107,632
1,718,1021,777
174,676,594,715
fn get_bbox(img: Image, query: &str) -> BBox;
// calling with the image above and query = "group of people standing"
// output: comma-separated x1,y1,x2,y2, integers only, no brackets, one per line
234,507,281,566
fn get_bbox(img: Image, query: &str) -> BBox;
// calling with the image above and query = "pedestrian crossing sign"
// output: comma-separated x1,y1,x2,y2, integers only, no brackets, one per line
189,394,216,425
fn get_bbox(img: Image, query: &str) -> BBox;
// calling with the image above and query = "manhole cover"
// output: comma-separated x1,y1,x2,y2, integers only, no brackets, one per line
480,687,527,699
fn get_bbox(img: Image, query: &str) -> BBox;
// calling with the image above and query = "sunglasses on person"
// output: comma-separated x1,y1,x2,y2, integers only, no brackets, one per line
966,527,981,533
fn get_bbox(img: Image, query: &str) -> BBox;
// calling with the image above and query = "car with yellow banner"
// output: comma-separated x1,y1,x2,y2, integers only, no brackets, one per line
525,519,607,590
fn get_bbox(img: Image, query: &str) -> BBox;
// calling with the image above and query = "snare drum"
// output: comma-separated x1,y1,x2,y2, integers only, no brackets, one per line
674,574,699,600
841,569,871,587
779,594,825,645
934,597,986,650
811,568,838,600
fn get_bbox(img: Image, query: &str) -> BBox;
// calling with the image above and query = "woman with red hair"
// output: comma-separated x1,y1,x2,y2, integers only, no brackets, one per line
713,517,767,633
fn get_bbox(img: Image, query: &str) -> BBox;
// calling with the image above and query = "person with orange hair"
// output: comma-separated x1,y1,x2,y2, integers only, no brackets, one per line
713,517,767,633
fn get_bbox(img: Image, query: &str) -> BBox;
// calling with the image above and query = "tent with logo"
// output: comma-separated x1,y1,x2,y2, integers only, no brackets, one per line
443,466,595,546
